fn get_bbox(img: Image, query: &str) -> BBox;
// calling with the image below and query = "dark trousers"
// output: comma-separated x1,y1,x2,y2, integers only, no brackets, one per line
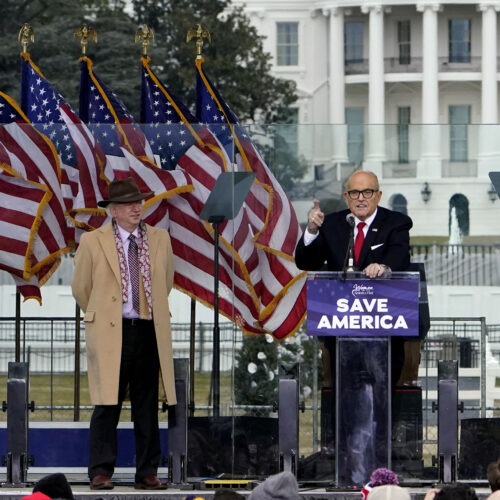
88,320,161,482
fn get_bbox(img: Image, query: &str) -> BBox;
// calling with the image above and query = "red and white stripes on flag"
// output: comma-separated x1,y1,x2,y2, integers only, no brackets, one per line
140,56,306,339
195,57,306,339
58,103,109,237
0,122,69,257
0,172,48,277
0,120,70,300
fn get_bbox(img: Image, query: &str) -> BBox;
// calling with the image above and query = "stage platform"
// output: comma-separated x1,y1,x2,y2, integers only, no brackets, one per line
0,476,493,500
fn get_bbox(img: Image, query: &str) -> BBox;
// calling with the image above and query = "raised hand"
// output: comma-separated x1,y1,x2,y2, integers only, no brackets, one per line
307,198,324,234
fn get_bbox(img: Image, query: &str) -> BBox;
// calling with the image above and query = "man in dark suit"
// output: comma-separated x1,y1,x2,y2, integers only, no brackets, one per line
294,170,413,485
295,169,413,382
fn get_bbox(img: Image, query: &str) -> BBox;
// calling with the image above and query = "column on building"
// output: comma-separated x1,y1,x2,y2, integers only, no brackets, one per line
417,3,441,178
328,6,349,166
362,4,385,176
477,4,499,177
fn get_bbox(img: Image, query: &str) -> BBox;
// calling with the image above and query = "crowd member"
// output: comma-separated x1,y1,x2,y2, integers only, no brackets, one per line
22,473,74,500
361,468,400,499
248,471,300,500
32,473,74,500
72,177,177,490
488,459,500,492
369,484,411,500
423,483,479,500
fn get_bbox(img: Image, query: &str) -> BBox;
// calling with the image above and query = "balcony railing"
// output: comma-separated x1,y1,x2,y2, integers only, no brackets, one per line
345,56,483,75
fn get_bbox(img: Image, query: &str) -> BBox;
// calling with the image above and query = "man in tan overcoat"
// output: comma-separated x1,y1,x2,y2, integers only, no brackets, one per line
72,177,176,491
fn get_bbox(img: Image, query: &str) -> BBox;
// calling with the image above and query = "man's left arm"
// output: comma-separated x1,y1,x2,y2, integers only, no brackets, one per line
380,216,413,271
364,214,412,278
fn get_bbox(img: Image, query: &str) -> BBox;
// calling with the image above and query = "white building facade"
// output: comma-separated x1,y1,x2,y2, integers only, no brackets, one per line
230,0,500,238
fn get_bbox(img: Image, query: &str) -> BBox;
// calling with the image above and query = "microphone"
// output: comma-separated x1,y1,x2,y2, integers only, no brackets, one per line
343,213,356,275
346,213,355,228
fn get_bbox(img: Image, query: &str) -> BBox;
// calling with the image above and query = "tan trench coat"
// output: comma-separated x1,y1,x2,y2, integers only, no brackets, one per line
71,222,177,406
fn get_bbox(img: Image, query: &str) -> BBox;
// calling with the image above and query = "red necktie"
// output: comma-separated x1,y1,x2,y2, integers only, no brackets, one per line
354,222,366,264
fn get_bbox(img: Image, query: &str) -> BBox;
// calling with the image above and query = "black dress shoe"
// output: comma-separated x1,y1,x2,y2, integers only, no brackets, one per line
134,475,167,490
90,474,114,490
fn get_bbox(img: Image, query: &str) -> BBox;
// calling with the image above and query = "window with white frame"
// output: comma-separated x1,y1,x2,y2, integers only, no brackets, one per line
449,105,470,162
344,21,364,63
398,20,411,65
346,107,364,165
449,19,471,63
398,106,410,164
276,22,298,66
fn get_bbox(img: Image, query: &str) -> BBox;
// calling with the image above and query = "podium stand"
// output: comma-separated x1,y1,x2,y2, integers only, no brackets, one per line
306,271,420,487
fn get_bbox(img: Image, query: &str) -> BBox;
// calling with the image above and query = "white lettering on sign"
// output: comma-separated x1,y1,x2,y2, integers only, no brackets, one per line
316,314,408,330
336,298,389,313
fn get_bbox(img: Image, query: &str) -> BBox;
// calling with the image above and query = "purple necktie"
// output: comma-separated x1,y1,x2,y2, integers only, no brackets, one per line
128,234,140,313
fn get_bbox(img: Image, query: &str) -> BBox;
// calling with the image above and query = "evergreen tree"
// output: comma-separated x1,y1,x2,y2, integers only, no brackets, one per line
234,332,323,416
0,2,299,118
0,0,90,103
234,335,278,415
130,0,297,122
0,0,138,111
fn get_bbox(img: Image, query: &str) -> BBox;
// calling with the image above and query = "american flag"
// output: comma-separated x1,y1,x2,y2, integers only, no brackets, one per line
79,56,156,178
195,56,306,339
0,90,70,301
141,59,198,171
142,56,302,339
20,54,109,238
78,56,194,229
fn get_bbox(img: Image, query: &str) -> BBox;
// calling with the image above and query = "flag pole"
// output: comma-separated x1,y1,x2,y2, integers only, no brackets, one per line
189,298,196,417
211,218,223,417
187,25,219,415
15,291,21,362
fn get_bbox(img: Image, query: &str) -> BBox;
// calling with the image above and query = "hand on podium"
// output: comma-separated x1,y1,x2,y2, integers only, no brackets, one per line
363,262,391,279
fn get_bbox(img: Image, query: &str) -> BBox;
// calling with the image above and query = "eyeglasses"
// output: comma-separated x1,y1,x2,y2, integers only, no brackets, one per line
346,189,379,200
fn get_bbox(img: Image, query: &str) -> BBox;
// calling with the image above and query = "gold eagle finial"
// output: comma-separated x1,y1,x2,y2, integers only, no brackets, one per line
135,25,155,57
186,24,211,57
18,23,35,54
74,23,98,56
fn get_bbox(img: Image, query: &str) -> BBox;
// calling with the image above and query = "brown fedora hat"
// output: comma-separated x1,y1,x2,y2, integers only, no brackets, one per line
98,178,153,207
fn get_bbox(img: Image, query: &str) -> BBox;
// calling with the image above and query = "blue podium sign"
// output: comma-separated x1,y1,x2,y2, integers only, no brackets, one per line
306,272,419,337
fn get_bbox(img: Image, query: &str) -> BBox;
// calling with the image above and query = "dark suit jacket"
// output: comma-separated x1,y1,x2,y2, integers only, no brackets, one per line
295,206,414,385
295,206,413,273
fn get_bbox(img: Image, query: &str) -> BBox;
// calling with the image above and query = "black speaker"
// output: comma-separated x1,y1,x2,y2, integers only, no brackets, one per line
459,418,500,479
392,386,423,477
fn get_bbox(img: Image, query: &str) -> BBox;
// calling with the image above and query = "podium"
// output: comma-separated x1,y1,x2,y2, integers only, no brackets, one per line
306,271,420,487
